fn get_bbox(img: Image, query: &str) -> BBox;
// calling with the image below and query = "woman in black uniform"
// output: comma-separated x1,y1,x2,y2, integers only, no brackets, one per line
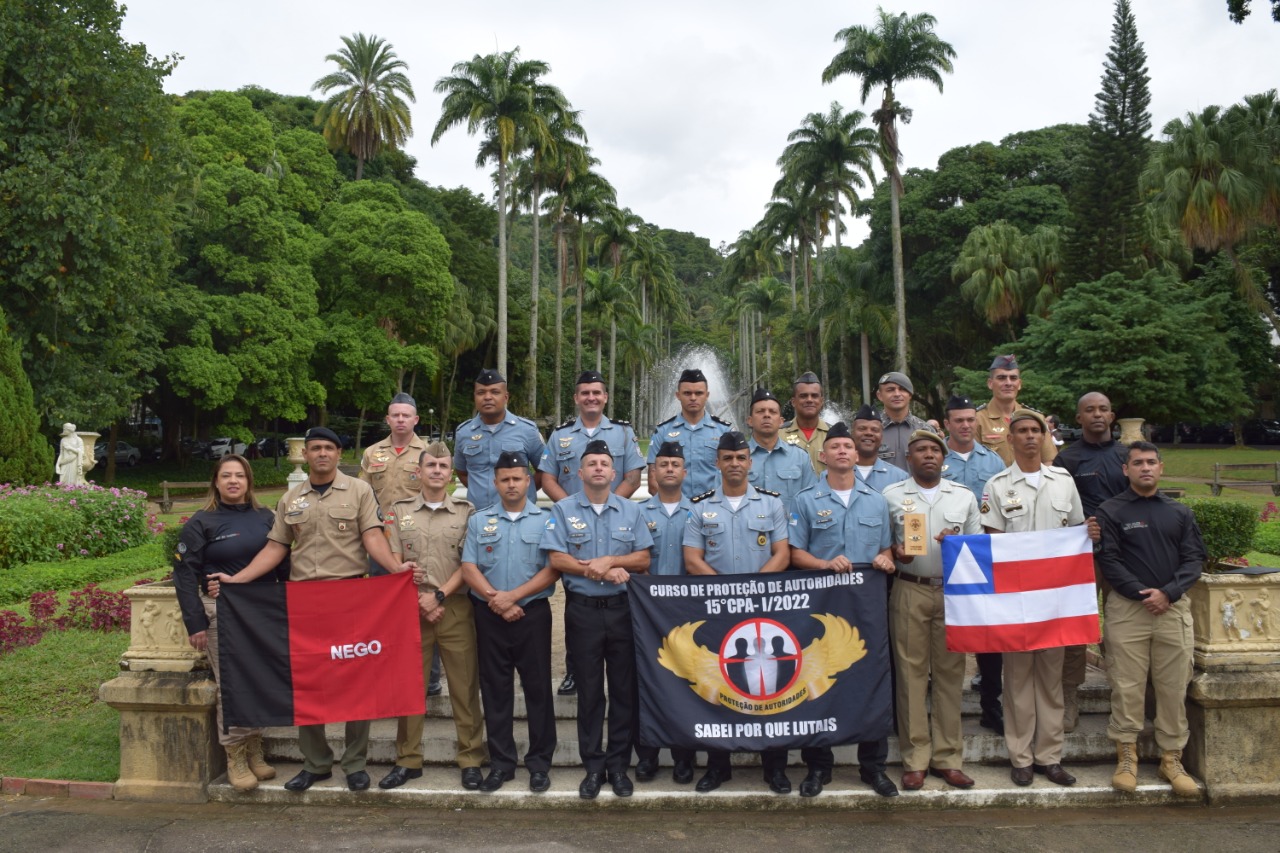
174,454,286,792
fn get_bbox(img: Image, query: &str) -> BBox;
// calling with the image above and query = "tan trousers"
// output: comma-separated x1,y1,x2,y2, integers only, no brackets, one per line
394,594,487,769
1062,644,1088,690
1104,592,1193,751
890,580,966,771
201,594,262,747
1003,646,1065,767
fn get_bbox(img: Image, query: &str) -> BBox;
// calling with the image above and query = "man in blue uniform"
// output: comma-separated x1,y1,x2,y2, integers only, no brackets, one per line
853,404,909,493
788,421,899,798
683,431,791,794
453,369,546,512
540,370,645,500
634,441,698,784
647,368,733,498
459,451,559,793
747,387,817,514
543,440,654,799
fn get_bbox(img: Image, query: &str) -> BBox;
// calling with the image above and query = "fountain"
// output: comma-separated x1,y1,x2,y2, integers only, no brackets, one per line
644,345,747,433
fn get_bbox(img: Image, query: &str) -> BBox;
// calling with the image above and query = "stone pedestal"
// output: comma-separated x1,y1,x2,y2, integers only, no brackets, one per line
1117,417,1145,445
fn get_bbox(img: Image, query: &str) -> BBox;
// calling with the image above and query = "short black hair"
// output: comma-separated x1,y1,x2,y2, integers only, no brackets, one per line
1126,440,1161,461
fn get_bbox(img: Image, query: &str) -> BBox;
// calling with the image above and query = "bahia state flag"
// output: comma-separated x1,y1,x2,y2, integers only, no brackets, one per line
941,526,1100,653
216,571,425,728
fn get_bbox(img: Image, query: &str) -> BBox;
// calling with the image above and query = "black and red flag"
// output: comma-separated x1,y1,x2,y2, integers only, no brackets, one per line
630,568,891,752
217,571,425,728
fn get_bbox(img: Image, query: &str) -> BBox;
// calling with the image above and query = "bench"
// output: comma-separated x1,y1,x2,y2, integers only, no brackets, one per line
157,481,209,513
1210,462,1280,496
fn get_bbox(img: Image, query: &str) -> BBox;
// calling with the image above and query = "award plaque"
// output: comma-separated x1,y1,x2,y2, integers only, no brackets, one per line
903,512,929,556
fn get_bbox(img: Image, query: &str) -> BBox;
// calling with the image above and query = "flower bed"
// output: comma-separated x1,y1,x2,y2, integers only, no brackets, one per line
0,576,166,656
0,482,159,570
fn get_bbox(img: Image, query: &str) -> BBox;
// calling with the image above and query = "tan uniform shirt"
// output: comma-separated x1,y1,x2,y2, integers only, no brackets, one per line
359,434,427,510
781,419,831,473
881,479,982,578
979,464,1085,534
975,402,1057,465
387,493,475,595
268,471,383,581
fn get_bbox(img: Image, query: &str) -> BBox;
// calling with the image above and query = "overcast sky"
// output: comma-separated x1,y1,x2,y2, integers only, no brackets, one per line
119,1,1279,250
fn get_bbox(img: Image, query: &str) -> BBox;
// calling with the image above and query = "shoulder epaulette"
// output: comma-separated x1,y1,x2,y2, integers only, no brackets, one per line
611,417,632,427
975,402,988,412
690,489,716,503
711,414,732,427
656,415,678,427
755,487,781,498
554,416,578,431
781,420,794,429
1022,403,1045,414
514,413,538,427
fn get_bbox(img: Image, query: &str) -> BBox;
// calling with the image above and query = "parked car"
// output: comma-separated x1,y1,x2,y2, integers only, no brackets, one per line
255,437,290,458
1242,419,1280,445
94,440,142,467
206,437,249,459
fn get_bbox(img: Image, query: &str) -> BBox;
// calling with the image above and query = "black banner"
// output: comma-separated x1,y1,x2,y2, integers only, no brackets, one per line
630,568,892,752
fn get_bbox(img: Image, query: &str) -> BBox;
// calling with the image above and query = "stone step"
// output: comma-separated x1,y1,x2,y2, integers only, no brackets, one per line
263,710,1156,769
208,760,1202,810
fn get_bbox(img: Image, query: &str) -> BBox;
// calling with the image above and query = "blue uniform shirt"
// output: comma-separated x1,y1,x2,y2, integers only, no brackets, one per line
789,478,892,564
647,413,733,498
461,500,551,607
683,486,789,574
853,460,909,494
543,491,654,596
942,443,1006,501
640,494,694,576
538,415,645,495
453,410,546,512
748,437,818,514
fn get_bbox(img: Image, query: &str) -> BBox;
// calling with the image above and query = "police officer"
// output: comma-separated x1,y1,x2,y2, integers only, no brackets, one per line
747,387,817,514
379,442,486,791
683,431,791,794
788,421,898,798
210,427,410,793
876,371,936,471
882,430,982,792
852,404,908,493
544,440,654,800
780,371,831,472
453,368,547,513
975,355,1056,465
647,368,733,498
940,394,1008,735
634,441,698,785
459,451,560,793
980,410,1096,788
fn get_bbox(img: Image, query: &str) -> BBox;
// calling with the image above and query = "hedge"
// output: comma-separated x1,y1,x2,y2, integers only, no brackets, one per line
1182,499,1257,563
0,542,166,606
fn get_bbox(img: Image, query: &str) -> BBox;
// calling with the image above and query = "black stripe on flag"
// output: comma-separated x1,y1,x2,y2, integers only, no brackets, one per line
217,581,295,728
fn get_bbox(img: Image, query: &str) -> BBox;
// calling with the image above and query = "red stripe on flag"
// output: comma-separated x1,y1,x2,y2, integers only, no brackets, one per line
945,613,1100,654
991,552,1095,594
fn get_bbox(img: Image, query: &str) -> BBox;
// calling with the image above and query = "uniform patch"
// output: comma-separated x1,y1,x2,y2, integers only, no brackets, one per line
757,533,767,546
177,542,187,554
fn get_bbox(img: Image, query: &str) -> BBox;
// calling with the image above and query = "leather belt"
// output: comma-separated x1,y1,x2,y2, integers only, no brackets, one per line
896,570,944,587
565,590,629,608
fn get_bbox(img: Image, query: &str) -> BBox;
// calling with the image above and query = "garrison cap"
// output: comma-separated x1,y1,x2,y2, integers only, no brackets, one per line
877,371,914,395
1008,408,1048,432
304,426,342,446
750,387,780,409
989,354,1019,371
494,450,528,469
824,421,853,443
576,370,606,387
678,368,707,385
581,439,612,459
475,368,506,386
389,392,416,409
421,441,451,459
716,431,750,452
794,371,820,386
853,403,879,423
945,394,976,412
656,441,685,459
907,428,947,452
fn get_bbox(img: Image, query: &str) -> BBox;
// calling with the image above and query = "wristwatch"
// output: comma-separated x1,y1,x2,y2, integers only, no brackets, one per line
434,589,446,605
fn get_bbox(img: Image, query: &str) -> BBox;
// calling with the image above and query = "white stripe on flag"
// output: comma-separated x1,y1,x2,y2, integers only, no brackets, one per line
944,582,1098,627
989,526,1091,563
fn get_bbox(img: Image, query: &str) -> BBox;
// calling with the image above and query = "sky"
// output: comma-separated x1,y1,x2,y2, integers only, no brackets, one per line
118,1,1280,250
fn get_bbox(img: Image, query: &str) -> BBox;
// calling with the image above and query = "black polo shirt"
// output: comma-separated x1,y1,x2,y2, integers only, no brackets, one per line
1096,489,1205,603
1053,438,1129,517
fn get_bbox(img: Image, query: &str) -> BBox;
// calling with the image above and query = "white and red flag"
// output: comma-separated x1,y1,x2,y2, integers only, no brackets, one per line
941,526,1099,653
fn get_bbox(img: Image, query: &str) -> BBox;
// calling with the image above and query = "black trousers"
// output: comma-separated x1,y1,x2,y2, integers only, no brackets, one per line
977,652,1003,711
636,744,697,765
706,748,788,776
473,596,556,773
565,591,636,774
799,739,888,774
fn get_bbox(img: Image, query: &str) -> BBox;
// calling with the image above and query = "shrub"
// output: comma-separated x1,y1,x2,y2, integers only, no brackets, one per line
0,499,85,570
0,482,149,567
1254,520,1280,557
1182,499,1258,566
0,542,165,606
159,517,187,564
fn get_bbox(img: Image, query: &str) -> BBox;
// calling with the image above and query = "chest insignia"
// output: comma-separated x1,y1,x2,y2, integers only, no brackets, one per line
471,433,482,441
817,509,832,517
374,452,389,462
1007,490,1018,498
483,524,497,533
902,499,915,510
293,499,309,509
485,545,493,552
647,521,657,530
559,437,574,447
668,431,681,438
338,522,348,531
563,465,571,474
702,512,717,519
785,435,800,445
572,522,588,531
399,517,415,529
757,533,767,546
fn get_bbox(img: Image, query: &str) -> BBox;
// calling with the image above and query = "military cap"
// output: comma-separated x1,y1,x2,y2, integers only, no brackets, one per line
304,426,342,446
716,431,750,452
824,421,853,443
1008,408,1048,432
877,371,914,395
678,368,707,385
476,368,506,385
581,438,612,459
389,392,416,409
853,403,879,422
494,450,528,469
421,441,451,460
750,387,780,409
945,394,976,412
907,428,947,452
656,441,685,459
794,371,820,386
989,354,1019,371
576,370,606,387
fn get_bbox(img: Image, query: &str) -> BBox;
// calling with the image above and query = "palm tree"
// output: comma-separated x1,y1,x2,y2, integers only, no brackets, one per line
561,170,617,378
952,220,1035,340
312,34,416,182
582,268,639,397
823,248,894,403
432,49,571,378
736,277,791,380
823,8,957,372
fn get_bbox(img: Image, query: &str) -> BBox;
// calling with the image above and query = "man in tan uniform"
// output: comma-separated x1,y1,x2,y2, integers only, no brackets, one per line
980,411,1096,788
975,355,1056,466
378,442,486,791
780,371,831,473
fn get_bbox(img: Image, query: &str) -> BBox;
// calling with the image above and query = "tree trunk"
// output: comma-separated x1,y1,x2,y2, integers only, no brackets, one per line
889,165,908,373
574,218,584,379
496,158,510,378
554,222,566,425
608,319,617,403
860,331,872,406
528,182,542,415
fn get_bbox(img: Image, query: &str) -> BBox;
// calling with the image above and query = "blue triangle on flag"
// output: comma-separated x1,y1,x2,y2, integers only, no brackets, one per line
942,534,995,594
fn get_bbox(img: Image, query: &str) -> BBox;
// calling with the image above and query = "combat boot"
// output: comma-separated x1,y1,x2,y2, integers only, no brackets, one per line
1111,742,1137,793
1158,750,1199,798
226,742,259,792
244,734,276,781
1063,686,1080,733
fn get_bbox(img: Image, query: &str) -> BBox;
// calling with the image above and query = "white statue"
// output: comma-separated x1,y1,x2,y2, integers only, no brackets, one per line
55,423,86,486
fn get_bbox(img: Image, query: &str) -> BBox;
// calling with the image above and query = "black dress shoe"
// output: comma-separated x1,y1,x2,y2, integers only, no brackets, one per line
766,769,792,795
695,768,730,792
1033,763,1076,786
979,707,1005,735
377,765,422,789
346,770,370,791
460,767,483,790
579,771,604,800
1011,765,1034,786
529,771,550,793
557,673,577,695
859,769,899,797
427,682,443,697
609,771,634,797
672,760,694,784
799,768,832,798
478,768,515,792
284,769,331,791
635,759,658,781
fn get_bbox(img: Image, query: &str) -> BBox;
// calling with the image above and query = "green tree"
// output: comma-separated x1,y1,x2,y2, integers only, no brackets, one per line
953,220,1036,338
312,33,416,181
1227,0,1280,22
823,7,956,372
0,308,54,484
432,48,572,379
778,102,878,252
